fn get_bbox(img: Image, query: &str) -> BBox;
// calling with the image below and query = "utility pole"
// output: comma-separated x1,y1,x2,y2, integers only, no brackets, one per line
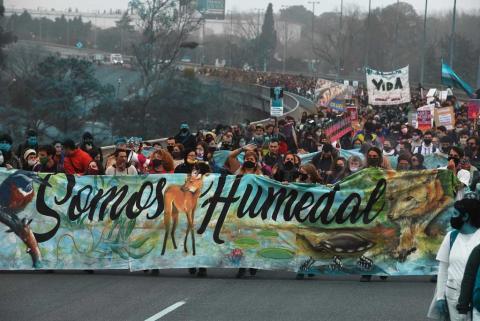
420,0,428,86
449,0,457,68
477,55,480,90
281,5,291,74
364,0,371,68
336,0,343,79
254,8,263,71
230,11,234,68
392,0,400,70
308,1,320,75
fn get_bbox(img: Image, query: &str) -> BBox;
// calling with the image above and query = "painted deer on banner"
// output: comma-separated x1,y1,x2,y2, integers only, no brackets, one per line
161,169,204,256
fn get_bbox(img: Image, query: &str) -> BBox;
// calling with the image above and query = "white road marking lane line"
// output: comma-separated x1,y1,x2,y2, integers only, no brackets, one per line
144,300,187,321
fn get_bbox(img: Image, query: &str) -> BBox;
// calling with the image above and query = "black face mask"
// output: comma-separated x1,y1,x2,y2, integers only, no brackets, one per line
441,146,450,154
167,146,174,153
284,161,294,170
299,173,308,181
367,158,381,167
335,165,344,172
384,146,392,152
448,157,460,167
451,215,465,230
244,161,256,169
424,139,432,146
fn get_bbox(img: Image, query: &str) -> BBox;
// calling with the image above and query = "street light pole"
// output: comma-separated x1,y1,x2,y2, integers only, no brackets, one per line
364,0,371,68
281,5,291,74
420,0,428,86
392,0,400,69
449,0,457,68
336,0,343,79
307,1,320,74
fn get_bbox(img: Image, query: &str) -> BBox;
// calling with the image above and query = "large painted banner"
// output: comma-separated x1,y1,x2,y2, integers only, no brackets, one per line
366,66,411,106
0,168,457,276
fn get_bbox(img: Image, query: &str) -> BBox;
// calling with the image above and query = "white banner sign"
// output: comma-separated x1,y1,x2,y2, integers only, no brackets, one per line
366,66,411,106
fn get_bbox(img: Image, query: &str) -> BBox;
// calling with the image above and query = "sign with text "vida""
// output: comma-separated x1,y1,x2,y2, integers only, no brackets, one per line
270,87,284,117
366,66,411,106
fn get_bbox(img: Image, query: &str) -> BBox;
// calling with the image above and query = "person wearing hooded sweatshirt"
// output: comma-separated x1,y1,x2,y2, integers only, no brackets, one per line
16,129,39,168
427,196,480,321
174,123,196,151
80,132,103,166
0,133,21,169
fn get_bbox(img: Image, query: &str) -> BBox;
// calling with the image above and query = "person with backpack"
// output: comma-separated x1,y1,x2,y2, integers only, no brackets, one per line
428,195,480,321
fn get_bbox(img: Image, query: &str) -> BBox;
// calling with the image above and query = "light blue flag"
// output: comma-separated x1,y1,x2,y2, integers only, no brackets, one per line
441,62,475,97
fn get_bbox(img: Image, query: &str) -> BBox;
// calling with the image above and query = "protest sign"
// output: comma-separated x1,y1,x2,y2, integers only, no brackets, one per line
468,100,480,120
328,98,345,111
347,106,358,122
416,105,434,131
0,169,457,276
435,106,455,130
366,66,411,106
270,87,284,117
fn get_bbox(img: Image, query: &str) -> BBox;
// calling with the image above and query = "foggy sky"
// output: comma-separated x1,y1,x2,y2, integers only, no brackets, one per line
5,0,480,15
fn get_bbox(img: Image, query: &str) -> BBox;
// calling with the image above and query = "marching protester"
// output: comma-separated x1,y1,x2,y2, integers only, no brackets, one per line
105,149,138,176
16,129,38,168
63,139,95,176
428,195,480,321
0,134,21,169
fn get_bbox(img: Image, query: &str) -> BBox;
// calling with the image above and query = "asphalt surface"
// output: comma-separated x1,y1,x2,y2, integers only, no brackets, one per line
0,269,435,321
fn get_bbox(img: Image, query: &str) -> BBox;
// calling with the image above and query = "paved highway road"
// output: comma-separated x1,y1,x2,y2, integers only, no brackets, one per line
0,269,435,321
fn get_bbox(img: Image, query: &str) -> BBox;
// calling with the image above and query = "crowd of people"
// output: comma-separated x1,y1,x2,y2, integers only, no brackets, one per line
2,68,480,317
197,67,317,100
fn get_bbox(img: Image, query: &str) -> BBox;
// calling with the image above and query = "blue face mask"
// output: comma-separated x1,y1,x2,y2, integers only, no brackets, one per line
27,136,37,146
0,143,12,152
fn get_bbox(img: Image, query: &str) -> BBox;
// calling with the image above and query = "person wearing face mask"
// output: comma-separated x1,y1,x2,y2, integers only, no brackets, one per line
80,132,103,165
441,147,471,201
382,139,396,156
35,145,58,173
466,137,480,170
0,134,21,169
174,123,196,151
414,131,437,156
399,125,411,141
410,129,423,152
345,156,364,176
195,142,208,162
166,137,176,154
428,196,480,321
312,143,336,175
149,150,175,173
437,136,454,158
396,154,411,171
250,125,265,148
329,157,348,184
365,147,383,169
300,132,318,153
296,163,322,184
23,149,40,172
352,138,363,150
17,129,39,168
174,149,197,174
411,153,426,170
273,153,300,183
458,131,470,149
225,144,262,176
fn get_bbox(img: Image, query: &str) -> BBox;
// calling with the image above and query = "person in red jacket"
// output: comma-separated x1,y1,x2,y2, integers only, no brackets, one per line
63,139,94,175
